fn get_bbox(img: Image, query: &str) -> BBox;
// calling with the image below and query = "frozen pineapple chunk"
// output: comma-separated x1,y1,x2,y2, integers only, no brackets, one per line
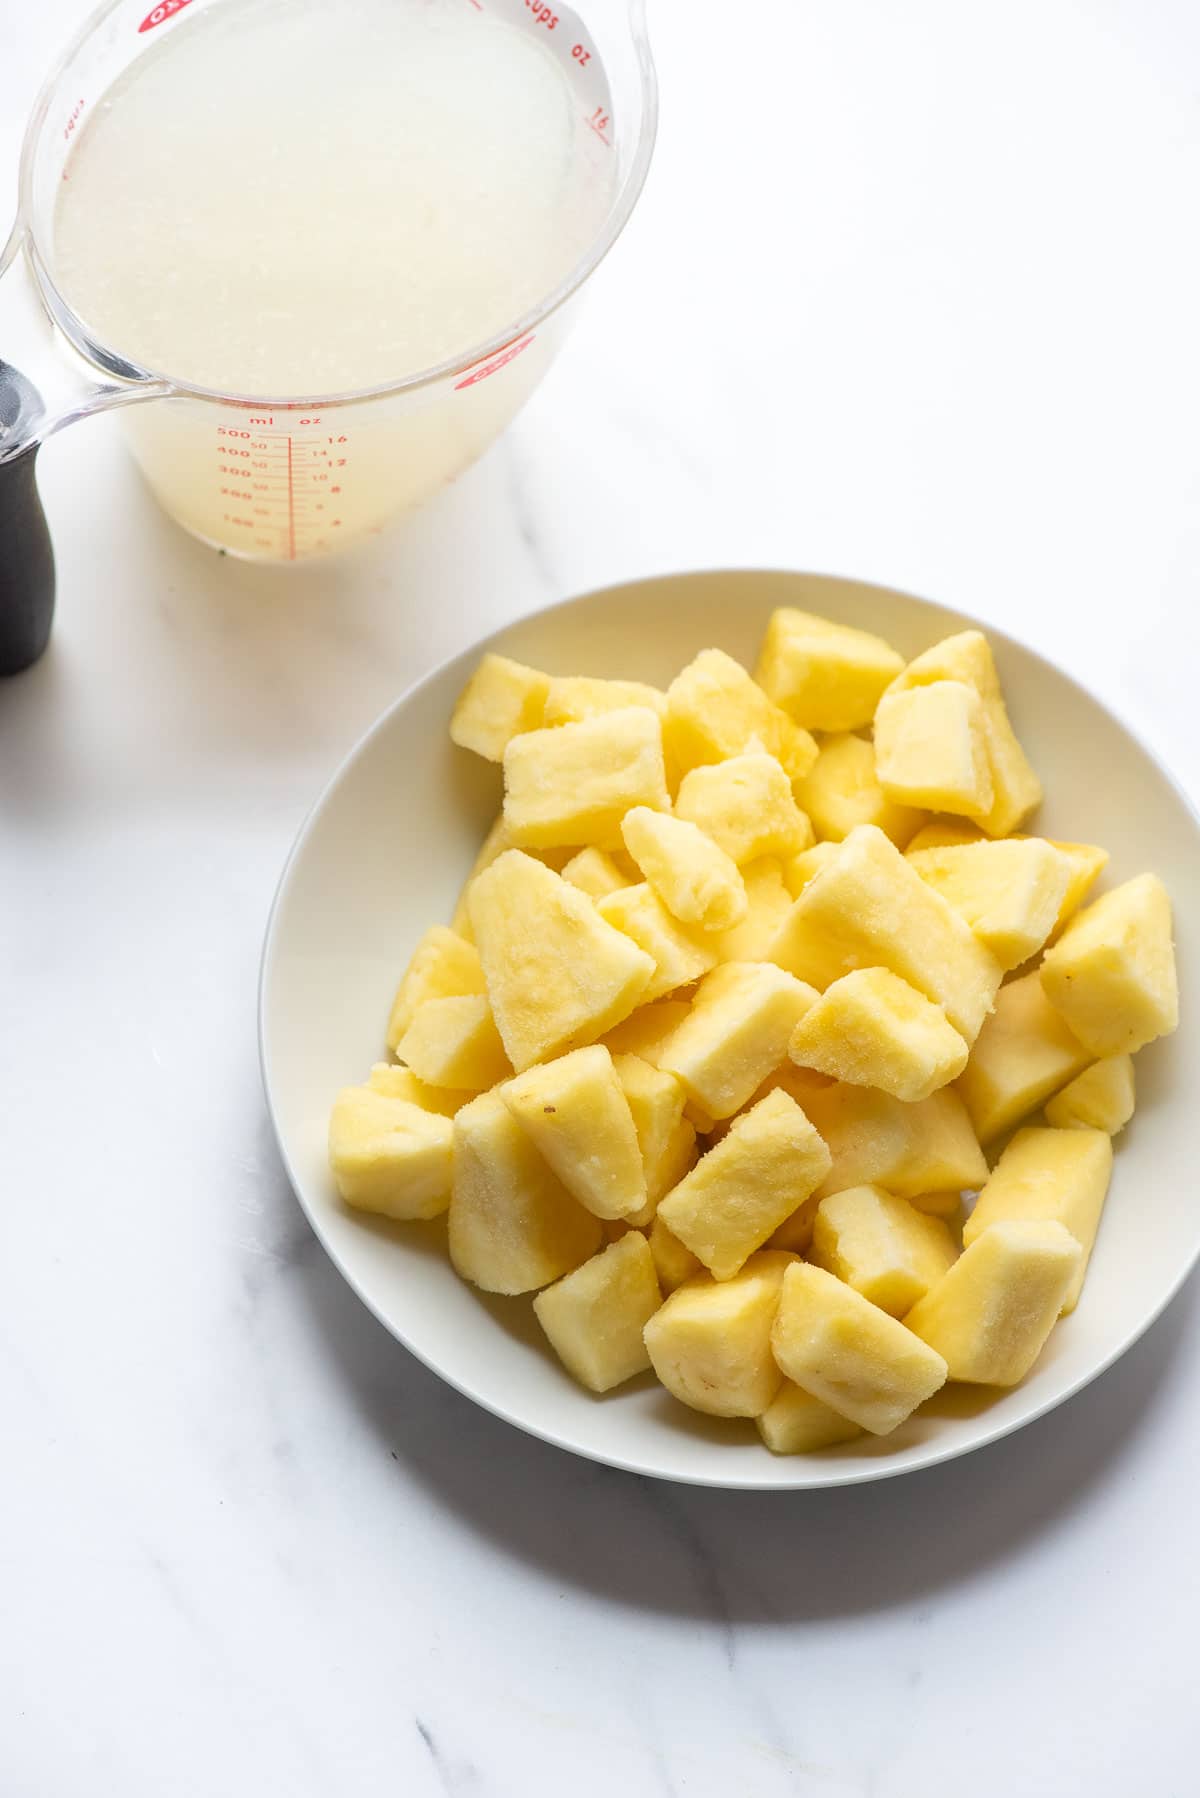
800,1081,988,1200
956,970,1093,1144
501,1045,647,1221
754,607,904,731
469,851,654,1072
767,1193,823,1254
874,681,994,822
793,733,925,847
448,1091,602,1293
366,1062,467,1118
1042,839,1109,936
884,630,1041,836
1040,873,1178,1055
664,647,818,780
328,1084,453,1220
757,1381,863,1453
621,806,747,931
643,1250,795,1416
963,1125,1113,1312
533,1232,662,1392
657,961,819,1120
502,706,670,851
788,967,968,1102
386,926,486,1052
450,654,550,761
601,998,692,1064
656,1088,832,1279
560,846,636,900
451,815,515,940
782,840,842,895
907,837,1073,970
768,825,1003,1042
809,1185,958,1316
771,1262,948,1434
394,994,511,1091
597,883,719,1001
543,675,666,728
612,1053,695,1210
908,1189,964,1221
904,1219,1081,1383
647,1214,703,1292
674,753,812,864
713,859,794,962
1045,1056,1135,1136
905,820,985,853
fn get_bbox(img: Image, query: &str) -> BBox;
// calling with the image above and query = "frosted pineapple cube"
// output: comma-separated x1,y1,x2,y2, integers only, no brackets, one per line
597,883,719,1000
656,1088,832,1279
788,967,968,1102
621,806,747,932
793,733,925,846
873,681,994,821
328,1084,453,1220
451,814,515,940
963,1125,1113,1311
542,675,666,727
766,1194,822,1254
647,1214,703,1292
533,1232,662,1392
905,820,985,853
366,1062,467,1117
657,961,819,1120
907,1189,964,1221
956,970,1093,1143
501,1045,647,1221
782,840,842,896
1042,839,1109,936
448,1091,602,1293
713,858,794,962
1040,873,1178,1055
1044,1056,1135,1135
754,607,904,731
386,926,486,1051
809,1184,958,1316
770,1262,948,1434
907,837,1073,969
450,654,550,761
394,994,511,1091
560,846,636,900
664,647,817,780
757,1382,863,1453
601,998,692,1064
904,1219,1081,1383
799,1081,987,1200
674,753,812,864
502,706,670,851
612,1053,695,1210
643,1250,795,1416
768,824,1003,1042
469,851,654,1071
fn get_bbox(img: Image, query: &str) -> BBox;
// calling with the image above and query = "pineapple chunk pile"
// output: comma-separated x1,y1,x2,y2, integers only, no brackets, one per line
328,612,1179,1453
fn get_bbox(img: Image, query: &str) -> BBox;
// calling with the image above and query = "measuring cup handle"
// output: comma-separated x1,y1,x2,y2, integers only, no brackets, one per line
0,441,55,676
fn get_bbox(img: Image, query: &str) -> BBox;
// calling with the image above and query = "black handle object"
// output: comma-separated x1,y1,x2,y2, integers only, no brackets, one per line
0,361,55,676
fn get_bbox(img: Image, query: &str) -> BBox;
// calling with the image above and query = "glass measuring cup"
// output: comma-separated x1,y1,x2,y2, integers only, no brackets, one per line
0,0,656,673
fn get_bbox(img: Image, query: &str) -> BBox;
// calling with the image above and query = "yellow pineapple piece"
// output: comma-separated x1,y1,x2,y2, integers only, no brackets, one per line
394,994,511,1091
597,883,719,1001
449,653,550,761
908,1189,964,1221
782,840,842,896
956,970,1093,1144
328,1084,453,1220
905,820,985,853
448,1091,602,1292
647,1214,703,1292
560,846,636,900
468,851,654,1071
904,1219,1081,1383
884,630,1042,836
757,1382,863,1453
656,961,819,1120
365,1063,468,1118
766,1193,822,1254
768,824,1003,1042
770,1262,947,1434
643,1250,795,1417
611,1053,695,1210
809,1184,958,1316
533,1232,662,1392
656,1088,832,1279
674,753,813,864
664,647,818,780
713,858,794,962
788,967,968,1102
542,675,667,727
793,733,926,847
799,1081,988,1200
873,680,994,821
1042,839,1109,936
754,607,904,731
502,706,670,851
501,1045,647,1221
601,998,692,1064
621,806,747,931
386,926,486,1052
963,1125,1113,1311
450,816,571,940
906,837,1073,969
1044,1056,1135,1135
1040,873,1178,1055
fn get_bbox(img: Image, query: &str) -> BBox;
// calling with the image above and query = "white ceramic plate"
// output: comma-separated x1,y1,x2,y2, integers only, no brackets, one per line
260,570,1200,1488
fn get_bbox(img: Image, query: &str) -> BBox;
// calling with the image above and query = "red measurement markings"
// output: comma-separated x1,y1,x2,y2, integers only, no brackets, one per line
286,437,296,561
586,105,611,146
455,334,536,390
62,99,85,146
138,0,194,31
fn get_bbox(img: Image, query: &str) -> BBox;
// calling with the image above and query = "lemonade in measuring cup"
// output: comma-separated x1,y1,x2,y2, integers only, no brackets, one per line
11,0,655,560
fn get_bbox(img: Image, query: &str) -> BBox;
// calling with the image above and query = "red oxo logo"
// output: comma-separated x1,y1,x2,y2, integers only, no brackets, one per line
138,0,194,31
454,335,536,390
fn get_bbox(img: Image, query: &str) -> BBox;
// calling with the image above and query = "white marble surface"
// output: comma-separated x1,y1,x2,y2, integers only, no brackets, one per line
4,1,1200,1791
